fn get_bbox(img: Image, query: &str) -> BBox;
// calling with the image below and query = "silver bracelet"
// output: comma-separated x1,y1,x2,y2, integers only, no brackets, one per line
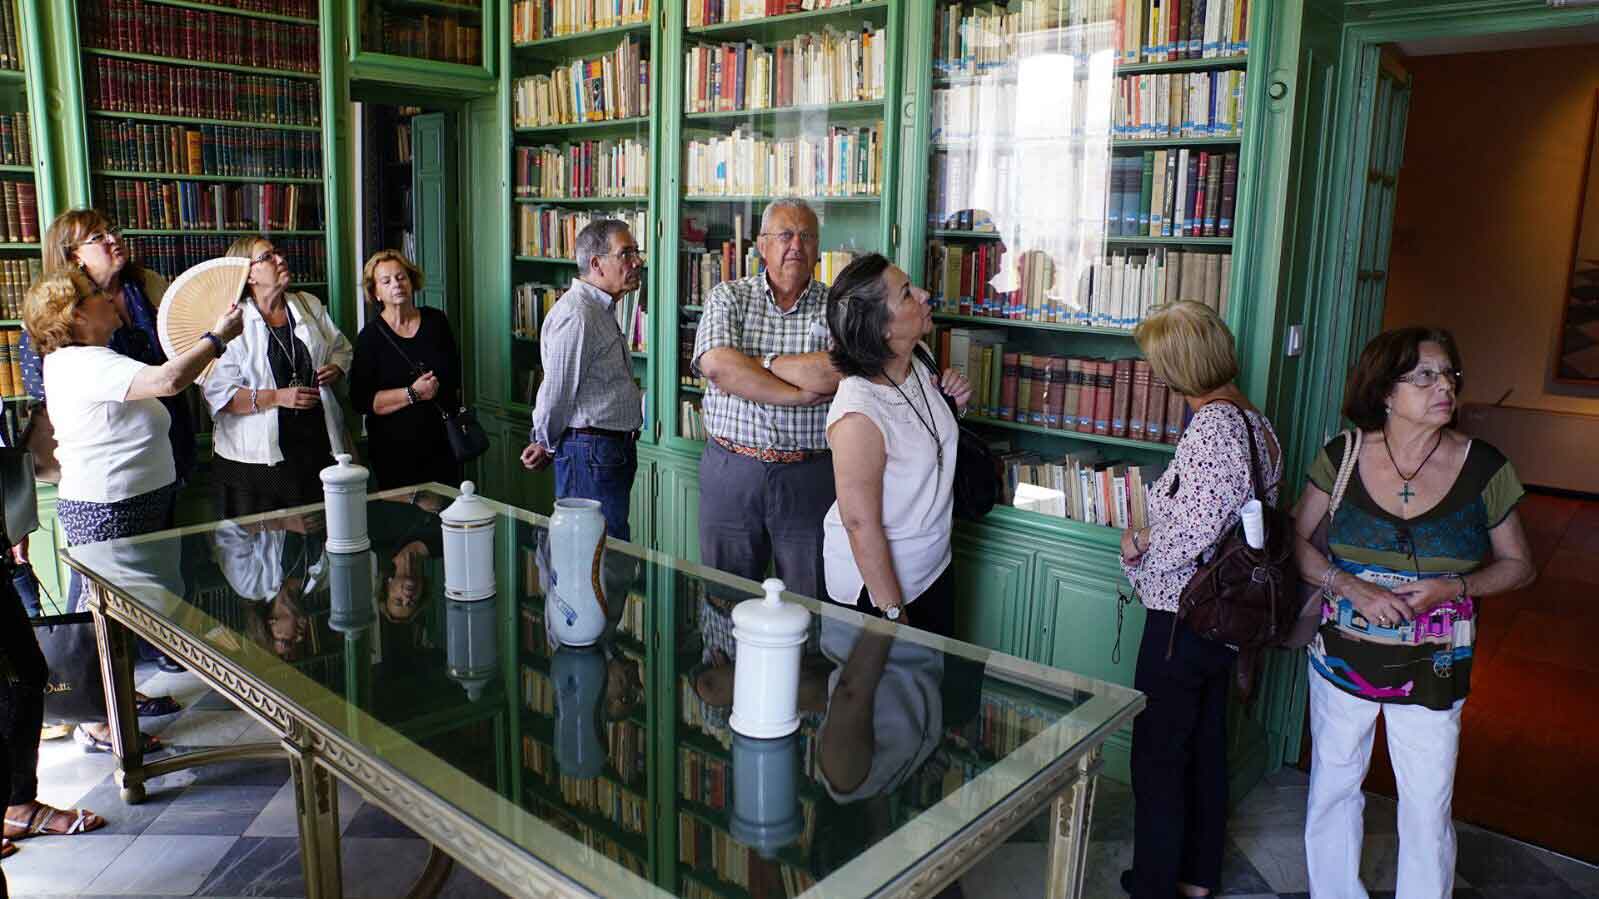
249,388,259,414
1319,565,1338,596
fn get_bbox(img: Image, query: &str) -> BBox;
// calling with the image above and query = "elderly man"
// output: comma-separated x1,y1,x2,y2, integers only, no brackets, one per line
691,199,841,599
521,219,645,541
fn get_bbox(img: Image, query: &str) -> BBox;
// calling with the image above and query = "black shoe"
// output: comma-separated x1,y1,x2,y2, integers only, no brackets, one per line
154,654,185,674
1121,870,1134,895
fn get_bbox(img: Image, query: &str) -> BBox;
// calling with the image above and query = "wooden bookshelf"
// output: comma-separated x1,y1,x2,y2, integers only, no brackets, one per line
964,414,1178,455
685,0,889,36
683,98,885,124
513,22,649,51
142,0,317,26
513,115,651,136
932,312,1137,338
81,48,319,81
91,170,324,185
513,196,647,205
86,110,321,133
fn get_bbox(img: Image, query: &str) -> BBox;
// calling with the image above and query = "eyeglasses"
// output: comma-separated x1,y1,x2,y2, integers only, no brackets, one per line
760,230,820,246
252,249,284,265
600,247,644,262
76,228,123,248
1395,368,1462,389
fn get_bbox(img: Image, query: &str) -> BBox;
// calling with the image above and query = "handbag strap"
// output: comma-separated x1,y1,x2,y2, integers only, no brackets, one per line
372,314,452,421
1327,428,1361,516
1210,398,1273,503
911,343,958,418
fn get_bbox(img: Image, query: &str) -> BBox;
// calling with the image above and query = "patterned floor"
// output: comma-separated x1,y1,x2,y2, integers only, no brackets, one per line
2,664,1596,898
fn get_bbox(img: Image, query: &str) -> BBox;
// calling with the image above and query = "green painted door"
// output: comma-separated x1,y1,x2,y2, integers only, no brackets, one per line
1348,50,1412,358
411,112,451,313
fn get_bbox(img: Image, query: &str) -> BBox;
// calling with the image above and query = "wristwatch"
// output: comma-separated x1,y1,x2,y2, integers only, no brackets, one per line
762,352,778,371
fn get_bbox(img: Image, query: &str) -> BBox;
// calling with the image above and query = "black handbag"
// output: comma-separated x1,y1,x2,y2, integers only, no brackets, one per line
914,346,999,521
374,315,490,464
33,612,106,724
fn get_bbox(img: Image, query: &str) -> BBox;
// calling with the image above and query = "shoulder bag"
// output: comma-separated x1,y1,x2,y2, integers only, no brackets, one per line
1281,428,1362,648
373,314,490,464
913,345,999,520
1172,400,1298,700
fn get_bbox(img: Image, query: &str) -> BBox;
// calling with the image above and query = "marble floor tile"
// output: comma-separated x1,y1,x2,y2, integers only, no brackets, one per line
143,786,282,836
338,837,433,898
195,836,306,898
437,863,510,899
1227,782,1309,836
133,671,212,714
179,757,292,789
1473,886,1588,899
70,780,183,837
343,802,419,839
1533,850,1599,896
242,780,363,839
1356,834,1401,892
0,833,137,895
147,711,257,749
960,842,1046,899
191,689,244,712
231,718,284,746
1079,838,1135,897
1456,826,1568,888
83,834,236,894
1220,838,1275,894
1231,831,1309,893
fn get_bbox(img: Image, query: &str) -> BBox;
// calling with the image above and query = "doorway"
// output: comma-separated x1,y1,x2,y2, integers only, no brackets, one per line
1294,12,1599,863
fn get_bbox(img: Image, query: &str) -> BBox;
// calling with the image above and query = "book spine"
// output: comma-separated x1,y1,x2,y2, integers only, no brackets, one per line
1165,384,1187,444
1092,360,1114,436
1110,358,1133,437
1129,359,1151,441
1146,375,1169,442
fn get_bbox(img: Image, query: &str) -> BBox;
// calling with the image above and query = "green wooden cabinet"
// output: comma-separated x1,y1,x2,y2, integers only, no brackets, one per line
948,531,1033,658
655,453,702,563
629,448,657,551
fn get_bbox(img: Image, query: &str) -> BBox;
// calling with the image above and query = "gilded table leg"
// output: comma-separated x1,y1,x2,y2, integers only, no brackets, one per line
89,590,146,804
1045,749,1100,899
288,745,343,899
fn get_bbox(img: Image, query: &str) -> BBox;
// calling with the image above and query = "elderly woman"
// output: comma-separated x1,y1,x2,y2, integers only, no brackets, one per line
350,250,464,490
1296,329,1534,898
820,253,971,637
1118,301,1281,899
24,270,241,752
202,235,353,517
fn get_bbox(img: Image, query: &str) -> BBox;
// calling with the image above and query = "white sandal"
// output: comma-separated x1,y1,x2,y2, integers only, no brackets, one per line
3,803,104,840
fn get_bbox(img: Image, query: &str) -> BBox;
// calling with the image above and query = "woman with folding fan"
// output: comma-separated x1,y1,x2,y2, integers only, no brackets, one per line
201,235,354,517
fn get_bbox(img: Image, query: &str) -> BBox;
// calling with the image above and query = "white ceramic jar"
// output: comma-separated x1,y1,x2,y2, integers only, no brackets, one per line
319,453,370,553
446,597,499,702
546,498,608,647
731,731,802,858
327,550,374,635
730,578,811,739
440,481,497,602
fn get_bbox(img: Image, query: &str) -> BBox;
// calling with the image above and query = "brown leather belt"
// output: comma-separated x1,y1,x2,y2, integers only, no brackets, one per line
568,426,638,441
713,435,828,464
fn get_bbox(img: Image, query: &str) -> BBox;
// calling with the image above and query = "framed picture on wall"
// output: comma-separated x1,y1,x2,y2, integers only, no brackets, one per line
1555,89,1599,385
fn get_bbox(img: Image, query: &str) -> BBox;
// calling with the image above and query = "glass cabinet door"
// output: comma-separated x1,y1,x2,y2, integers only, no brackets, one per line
353,0,491,73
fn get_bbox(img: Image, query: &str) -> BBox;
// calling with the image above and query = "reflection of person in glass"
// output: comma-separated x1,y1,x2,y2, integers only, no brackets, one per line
209,513,325,661
374,491,447,626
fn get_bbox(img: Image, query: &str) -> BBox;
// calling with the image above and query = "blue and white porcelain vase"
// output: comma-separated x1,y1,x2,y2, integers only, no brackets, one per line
551,644,607,779
546,498,608,647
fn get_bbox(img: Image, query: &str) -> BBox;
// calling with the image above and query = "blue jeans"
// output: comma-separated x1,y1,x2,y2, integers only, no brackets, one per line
554,432,637,542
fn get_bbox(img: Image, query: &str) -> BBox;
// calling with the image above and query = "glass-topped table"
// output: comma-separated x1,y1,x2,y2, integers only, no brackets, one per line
63,486,1142,899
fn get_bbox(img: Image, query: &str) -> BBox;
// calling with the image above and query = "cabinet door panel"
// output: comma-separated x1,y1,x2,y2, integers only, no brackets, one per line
1036,554,1140,687
948,537,1033,656
658,460,701,563
629,459,656,551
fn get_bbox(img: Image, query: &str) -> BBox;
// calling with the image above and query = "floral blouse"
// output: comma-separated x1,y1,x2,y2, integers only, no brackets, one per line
1124,402,1282,613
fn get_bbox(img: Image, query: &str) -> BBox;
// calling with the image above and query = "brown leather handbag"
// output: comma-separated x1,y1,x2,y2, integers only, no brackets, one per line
1172,400,1299,700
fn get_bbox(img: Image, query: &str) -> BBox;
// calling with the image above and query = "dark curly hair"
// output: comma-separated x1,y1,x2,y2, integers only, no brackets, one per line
825,252,896,378
1342,327,1462,431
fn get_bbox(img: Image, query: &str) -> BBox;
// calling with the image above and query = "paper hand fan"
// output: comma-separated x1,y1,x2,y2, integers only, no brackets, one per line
157,257,250,381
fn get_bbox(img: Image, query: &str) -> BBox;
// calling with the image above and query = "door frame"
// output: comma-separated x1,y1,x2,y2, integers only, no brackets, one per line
1296,1,1599,459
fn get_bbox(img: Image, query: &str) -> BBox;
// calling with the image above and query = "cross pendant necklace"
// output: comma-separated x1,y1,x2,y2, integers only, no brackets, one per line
1382,426,1443,506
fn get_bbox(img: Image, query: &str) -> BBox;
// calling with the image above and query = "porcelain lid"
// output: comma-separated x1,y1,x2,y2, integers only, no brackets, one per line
441,481,496,526
732,578,811,639
319,453,368,487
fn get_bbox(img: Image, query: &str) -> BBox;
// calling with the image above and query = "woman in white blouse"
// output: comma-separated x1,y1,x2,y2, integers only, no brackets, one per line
820,254,971,636
203,235,354,517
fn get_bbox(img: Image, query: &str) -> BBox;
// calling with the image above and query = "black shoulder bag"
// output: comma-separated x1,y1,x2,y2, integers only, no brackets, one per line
374,315,490,464
913,345,999,520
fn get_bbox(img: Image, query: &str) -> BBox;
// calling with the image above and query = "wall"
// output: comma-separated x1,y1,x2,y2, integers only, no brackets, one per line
1383,47,1599,418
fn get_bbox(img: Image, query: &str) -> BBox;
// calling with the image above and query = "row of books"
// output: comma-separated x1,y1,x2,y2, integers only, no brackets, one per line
1117,0,1251,62
0,1,24,72
0,181,36,244
934,0,1114,79
0,113,29,167
374,12,483,66
683,26,887,114
81,0,321,73
941,334,1188,445
682,241,853,306
97,178,322,232
86,58,323,126
686,0,860,28
0,330,26,399
0,259,42,319
186,0,316,17
1001,449,1160,530
135,235,327,283
512,38,650,128
511,0,649,43
679,813,816,898
514,138,649,200
1109,149,1237,238
513,281,563,340
516,206,649,260
92,120,323,179
522,722,648,790
680,398,708,440
683,123,884,197
1114,70,1246,140
525,795,649,878
681,743,820,814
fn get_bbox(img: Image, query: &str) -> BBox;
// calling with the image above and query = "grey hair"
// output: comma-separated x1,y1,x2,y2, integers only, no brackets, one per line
575,219,633,273
760,198,818,233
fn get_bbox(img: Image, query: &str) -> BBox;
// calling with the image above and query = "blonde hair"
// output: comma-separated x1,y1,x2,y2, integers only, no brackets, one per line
225,234,269,259
24,270,98,356
362,250,425,304
1132,301,1239,398
42,208,146,283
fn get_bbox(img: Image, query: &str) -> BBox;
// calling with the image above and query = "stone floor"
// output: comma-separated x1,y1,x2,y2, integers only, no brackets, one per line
2,665,1596,897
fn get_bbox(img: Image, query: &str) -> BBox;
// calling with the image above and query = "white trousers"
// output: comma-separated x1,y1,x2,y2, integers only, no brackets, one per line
1305,668,1464,899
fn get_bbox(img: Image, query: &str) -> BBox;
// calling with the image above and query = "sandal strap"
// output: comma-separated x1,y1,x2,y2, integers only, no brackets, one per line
64,810,90,835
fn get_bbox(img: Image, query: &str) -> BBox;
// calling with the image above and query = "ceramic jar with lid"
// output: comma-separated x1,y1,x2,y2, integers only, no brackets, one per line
730,578,811,738
320,453,370,553
441,481,497,602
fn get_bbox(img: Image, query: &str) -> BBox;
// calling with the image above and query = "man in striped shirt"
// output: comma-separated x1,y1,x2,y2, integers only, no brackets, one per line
521,220,645,541
691,199,841,600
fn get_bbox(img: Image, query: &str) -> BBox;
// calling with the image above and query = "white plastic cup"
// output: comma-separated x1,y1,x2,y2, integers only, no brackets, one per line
1240,499,1265,549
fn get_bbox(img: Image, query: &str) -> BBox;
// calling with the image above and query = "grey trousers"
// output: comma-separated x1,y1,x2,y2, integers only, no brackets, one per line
697,439,835,601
